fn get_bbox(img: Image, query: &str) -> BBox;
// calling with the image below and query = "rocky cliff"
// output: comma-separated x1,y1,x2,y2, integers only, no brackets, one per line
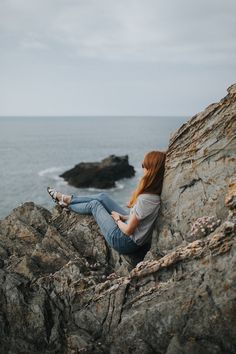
0,84,235,354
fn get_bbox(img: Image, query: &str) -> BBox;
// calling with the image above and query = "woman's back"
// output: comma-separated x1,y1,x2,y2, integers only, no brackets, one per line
129,193,161,246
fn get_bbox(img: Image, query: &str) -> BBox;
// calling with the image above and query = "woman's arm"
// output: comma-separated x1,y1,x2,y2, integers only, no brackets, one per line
121,214,129,221
111,211,129,221
116,213,140,236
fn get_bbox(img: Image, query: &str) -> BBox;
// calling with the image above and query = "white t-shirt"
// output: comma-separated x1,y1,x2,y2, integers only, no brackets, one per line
129,193,161,246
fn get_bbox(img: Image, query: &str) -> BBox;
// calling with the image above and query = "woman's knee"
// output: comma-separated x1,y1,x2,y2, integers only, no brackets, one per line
90,199,101,208
98,192,108,200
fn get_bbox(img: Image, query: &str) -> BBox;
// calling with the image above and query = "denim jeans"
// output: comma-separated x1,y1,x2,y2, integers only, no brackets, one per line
68,192,141,254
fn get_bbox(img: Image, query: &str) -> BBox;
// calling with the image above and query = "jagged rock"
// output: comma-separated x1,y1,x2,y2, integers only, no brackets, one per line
0,202,148,353
0,84,236,353
146,83,236,258
60,154,135,189
0,202,140,280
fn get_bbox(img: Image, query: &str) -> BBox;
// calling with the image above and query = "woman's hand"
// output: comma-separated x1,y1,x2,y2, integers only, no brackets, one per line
111,212,140,236
111,211,121,222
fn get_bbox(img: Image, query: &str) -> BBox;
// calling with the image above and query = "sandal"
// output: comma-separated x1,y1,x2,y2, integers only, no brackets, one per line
47,187,70,209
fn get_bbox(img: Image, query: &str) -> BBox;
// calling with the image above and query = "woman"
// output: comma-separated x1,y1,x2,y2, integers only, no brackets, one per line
47,150,166,255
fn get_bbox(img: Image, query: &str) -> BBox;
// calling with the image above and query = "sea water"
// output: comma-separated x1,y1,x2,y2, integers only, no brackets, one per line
0,116,188,219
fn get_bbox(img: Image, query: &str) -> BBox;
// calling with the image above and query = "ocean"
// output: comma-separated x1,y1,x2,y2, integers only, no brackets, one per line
0,116,188,219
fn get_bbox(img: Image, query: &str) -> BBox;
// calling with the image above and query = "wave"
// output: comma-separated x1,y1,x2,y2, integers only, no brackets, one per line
115,182,125,190
87,182,125,192
38,167,63,177
38,166,68,185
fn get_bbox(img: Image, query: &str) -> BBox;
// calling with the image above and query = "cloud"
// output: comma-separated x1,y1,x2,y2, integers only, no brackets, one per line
0,0,235,116
0,0,235,63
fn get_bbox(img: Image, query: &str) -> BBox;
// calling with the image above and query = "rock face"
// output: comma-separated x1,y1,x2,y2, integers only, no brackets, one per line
146,83,236,259
60,154,135,189
0,84,236,354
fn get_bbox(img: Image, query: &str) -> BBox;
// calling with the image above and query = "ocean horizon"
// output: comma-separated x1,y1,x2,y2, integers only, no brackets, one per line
0,115,188,219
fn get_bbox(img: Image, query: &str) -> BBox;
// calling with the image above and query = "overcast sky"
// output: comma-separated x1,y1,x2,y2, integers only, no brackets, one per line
0,0,235,116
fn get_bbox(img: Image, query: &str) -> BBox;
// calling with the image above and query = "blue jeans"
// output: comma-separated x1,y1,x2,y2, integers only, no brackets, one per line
68,192,141,254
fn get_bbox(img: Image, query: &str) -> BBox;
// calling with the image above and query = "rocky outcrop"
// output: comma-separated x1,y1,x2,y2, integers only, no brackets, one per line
146,83,236,260
0,84,236,354
60,154,135,189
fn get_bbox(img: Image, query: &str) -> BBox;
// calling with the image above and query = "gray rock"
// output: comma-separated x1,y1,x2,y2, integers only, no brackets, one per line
0,84,236,353
60,154,135,189
147,83,236,258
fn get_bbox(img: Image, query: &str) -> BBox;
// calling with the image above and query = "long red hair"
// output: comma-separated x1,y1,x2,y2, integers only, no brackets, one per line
127,150,166,208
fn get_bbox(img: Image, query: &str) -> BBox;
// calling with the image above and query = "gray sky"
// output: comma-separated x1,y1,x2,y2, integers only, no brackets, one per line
0,0,235,116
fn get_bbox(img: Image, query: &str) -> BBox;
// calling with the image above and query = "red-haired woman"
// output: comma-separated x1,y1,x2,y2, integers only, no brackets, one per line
47,150,166,254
